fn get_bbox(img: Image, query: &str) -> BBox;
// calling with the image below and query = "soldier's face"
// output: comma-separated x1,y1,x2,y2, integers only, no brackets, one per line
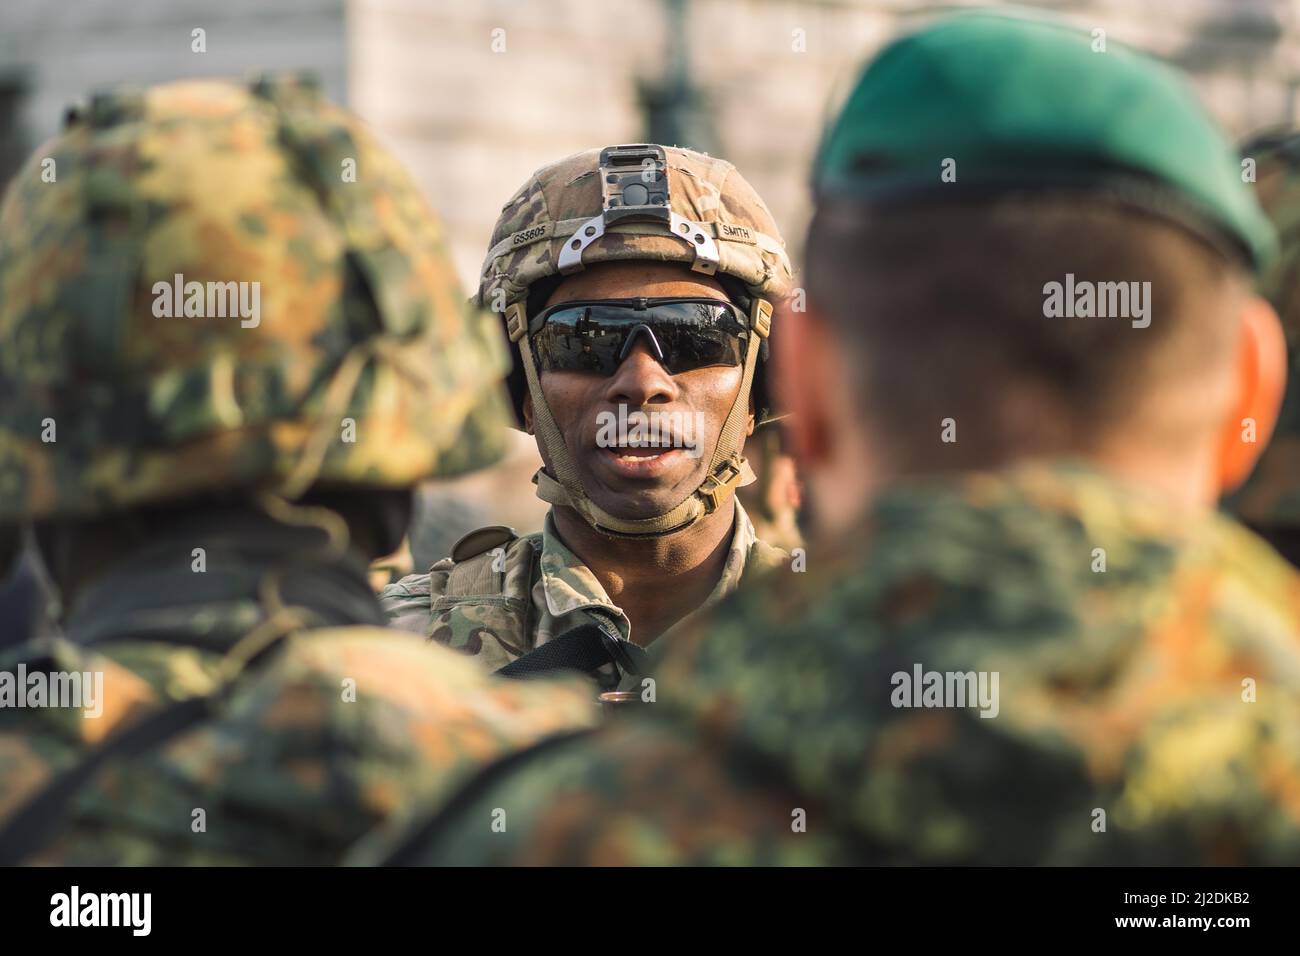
526,261,752,521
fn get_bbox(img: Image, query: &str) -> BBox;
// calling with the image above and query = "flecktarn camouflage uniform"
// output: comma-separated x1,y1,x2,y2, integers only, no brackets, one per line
363,464,1300,865
0,76,595,865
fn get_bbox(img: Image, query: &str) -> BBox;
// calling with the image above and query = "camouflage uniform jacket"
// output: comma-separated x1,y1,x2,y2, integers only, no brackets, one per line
0,523,596,865
367,463,1300,865
380,500,789,689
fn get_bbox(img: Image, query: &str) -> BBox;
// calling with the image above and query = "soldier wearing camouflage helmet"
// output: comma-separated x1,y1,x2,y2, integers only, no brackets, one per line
0,76,595,865
381,144,794,693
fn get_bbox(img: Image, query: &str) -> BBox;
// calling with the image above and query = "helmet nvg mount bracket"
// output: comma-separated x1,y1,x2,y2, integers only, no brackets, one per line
557,145,721,277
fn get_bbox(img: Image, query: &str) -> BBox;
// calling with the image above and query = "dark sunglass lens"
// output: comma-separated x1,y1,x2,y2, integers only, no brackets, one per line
532,306,627,373
662,328,745,373
649,303,746,372
531,301,747,375
651,301,747,335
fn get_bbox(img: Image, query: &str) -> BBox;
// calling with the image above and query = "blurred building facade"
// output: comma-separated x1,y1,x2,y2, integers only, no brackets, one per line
350,0,1300,285
4,0,1294,283
0,0,346,185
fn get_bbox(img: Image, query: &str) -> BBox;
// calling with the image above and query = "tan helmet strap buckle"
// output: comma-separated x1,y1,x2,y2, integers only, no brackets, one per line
697,456,745,514
504,301,528,342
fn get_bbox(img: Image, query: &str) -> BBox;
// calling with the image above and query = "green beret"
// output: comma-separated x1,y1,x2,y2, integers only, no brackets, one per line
815,12,1276,269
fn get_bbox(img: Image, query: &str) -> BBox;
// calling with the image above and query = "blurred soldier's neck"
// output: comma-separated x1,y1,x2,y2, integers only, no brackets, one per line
44,501,388,644
552,497,737,646
803,369,1231,544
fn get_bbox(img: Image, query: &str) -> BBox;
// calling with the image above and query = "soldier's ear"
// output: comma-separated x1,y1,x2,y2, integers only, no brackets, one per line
774,297,835,467
522,395,535,435
1216,294,1287,492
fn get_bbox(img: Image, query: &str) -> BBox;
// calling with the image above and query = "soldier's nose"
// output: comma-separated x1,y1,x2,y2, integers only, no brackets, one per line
605,339,677,407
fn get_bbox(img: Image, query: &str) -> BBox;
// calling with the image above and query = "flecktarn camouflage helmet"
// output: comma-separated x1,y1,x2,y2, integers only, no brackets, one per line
0,75,511,523
479,144,793,538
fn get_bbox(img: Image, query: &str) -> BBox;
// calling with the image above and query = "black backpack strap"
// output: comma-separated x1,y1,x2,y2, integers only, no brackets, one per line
494,610,649,680
379,726,598,866
0,622,299,865
0,693,213,864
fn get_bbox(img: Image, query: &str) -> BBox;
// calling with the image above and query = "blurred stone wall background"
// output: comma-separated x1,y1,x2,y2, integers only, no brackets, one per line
0,0,347,178
350,0,1300,283
3,0,1299,547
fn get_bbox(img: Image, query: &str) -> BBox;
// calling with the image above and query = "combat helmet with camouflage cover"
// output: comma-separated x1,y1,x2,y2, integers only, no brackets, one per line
0,75,512,524
478,144,793,539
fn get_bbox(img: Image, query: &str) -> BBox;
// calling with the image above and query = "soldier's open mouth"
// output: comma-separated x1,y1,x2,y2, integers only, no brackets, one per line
616,450,666,460
599,446,686,478
607,436,687,457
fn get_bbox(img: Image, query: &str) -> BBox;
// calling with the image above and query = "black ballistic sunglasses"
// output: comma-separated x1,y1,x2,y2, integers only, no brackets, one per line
528,297,750,375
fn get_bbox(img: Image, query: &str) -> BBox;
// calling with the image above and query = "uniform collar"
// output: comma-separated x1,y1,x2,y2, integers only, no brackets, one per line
63,511,385,652
538,499,761,630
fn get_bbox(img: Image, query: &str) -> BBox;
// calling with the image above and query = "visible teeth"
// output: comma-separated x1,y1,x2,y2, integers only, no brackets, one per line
617,451,662,460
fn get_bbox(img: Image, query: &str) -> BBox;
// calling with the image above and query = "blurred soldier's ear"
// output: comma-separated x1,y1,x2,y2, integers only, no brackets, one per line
1216,294,1287,492
774,298,836,467
774,296,880,535
522,395,535,435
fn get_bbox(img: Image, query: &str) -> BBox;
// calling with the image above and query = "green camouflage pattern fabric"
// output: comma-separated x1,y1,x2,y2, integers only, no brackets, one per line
380,500,788,692
369,463,1300,865
0,76,512,523
0,624,597,865
477,145,793,314
1232,133,1300,528
0,77,591,866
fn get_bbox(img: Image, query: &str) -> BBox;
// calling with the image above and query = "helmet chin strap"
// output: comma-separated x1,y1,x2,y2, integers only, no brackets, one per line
508,299,771,540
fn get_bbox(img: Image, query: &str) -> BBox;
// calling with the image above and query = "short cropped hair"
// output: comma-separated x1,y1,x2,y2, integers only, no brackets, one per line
804,196,1247,468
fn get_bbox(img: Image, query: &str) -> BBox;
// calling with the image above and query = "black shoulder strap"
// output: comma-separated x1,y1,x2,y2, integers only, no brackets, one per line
0,693,213,864
0,623,298,865
379,726,597,866
494,610,649,680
